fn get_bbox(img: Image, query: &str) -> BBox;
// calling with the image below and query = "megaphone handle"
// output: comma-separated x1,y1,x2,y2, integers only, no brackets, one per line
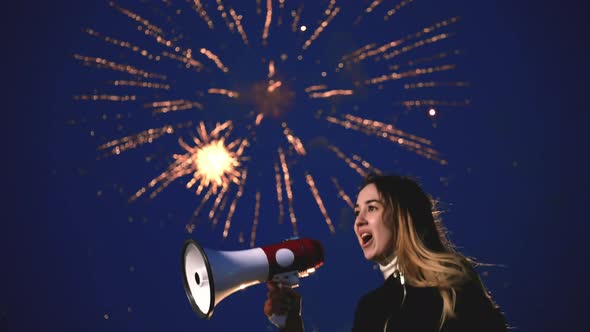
269,272,300,329
268,314,288,329
267,282,289,329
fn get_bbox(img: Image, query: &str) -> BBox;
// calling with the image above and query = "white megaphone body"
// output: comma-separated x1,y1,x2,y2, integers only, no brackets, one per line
181,237,324,326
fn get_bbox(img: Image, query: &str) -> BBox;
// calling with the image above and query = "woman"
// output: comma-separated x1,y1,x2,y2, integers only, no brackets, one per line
264,174,507,331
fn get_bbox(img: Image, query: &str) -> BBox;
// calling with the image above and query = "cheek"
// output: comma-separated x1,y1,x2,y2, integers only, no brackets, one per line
379,216,396,246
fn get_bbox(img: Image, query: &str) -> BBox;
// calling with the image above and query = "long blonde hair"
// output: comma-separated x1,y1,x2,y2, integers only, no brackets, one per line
363,175,472,329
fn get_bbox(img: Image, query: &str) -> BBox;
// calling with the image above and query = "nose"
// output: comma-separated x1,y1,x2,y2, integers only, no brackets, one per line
354,209,367,229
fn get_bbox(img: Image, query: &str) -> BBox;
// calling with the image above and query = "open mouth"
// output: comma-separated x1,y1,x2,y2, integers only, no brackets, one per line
360,233,373,247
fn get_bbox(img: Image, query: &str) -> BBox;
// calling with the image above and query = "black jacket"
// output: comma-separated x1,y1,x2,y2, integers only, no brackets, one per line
352,274,507,332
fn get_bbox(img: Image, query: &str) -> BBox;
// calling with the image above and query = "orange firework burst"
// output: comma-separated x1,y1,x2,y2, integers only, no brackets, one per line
129,121,247,202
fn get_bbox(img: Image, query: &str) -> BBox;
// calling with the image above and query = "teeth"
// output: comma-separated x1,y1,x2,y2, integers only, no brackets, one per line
361,233,372,243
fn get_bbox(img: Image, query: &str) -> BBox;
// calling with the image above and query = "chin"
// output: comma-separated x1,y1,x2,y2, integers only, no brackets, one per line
363,249,378,262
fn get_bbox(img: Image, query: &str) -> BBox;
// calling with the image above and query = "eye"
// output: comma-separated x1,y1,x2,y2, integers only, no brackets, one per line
354,209,359,217
368,205,378,212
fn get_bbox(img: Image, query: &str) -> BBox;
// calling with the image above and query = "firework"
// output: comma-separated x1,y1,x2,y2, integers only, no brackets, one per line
75,0,466,241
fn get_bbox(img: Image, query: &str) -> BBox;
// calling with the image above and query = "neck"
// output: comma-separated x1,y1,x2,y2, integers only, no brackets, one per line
378,254,399,280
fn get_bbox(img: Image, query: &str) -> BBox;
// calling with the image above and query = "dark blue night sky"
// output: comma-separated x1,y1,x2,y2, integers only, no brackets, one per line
3,0,588,331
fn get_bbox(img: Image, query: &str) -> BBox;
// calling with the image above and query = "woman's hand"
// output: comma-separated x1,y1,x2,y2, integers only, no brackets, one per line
264,282,304,332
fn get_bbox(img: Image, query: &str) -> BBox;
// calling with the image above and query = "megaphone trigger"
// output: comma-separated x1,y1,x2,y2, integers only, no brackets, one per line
272,271,300,288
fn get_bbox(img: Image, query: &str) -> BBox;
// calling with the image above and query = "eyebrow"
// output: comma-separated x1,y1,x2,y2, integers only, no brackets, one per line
354,199,382,208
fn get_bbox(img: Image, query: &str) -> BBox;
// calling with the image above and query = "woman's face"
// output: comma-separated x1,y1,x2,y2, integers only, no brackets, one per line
354,183,396,262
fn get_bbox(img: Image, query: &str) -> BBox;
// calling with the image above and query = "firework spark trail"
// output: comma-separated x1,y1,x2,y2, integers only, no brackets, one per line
327,115,446,163
234,138,249,156
215,0,235,32
229,7,249,45
354,0,384,24
109,1,164,35
364,64,456,85
209,185,230,220
223,170,248,238
325,0,337,16
345,17,459,62
111,2,213,72
341,44,376,62
147,100,204,114
282,123,307,156
401,99,471,109
191,0,214,29
110,1,180,50
305,172,335,233
255,113,264,126
364,18,458,62
267,81,282,92
327,144,368,178
145,100,188,108
327,143,383,176
342,114,432,145
212,193,230,226
278,148,298,236
201,120,232,142
85,29,161,61
128,157,188,202
208,88,239,97
147,177,177,199
291,5,303,32
381,33,454,60
250,191,261,247
274,161,285,225
200,48,230,72
160,51,204,70
74,54,167,80
352,154,383,175
112,80,171,90
74,94,137,102
384,0,416,21
404,81,469,89
405,49,462,66
98,123,185,157
191,186,215,220
302,6,340,50
331,177,354,209
304,85,328,93
262,0,272,45
308,89,354,99
328,114,429,147
268,60,275,78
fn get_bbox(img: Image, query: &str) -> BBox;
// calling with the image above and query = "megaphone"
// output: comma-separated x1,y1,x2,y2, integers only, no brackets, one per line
181,237,324,321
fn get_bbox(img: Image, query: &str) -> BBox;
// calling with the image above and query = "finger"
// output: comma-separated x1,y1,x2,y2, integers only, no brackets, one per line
266,303,286,315
267,281,281,291
263,301,274,316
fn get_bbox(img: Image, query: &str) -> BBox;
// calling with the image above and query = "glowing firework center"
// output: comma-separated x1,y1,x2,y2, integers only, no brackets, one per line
194,139,238,190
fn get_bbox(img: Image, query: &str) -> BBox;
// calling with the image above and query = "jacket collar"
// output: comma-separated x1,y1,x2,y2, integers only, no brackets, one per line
378,255,399,280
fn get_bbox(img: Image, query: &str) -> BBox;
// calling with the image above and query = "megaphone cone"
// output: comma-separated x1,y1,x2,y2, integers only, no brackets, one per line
181,238,324,319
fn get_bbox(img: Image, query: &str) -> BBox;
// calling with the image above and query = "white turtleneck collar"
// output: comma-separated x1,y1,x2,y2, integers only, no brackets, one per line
378,255,399,280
